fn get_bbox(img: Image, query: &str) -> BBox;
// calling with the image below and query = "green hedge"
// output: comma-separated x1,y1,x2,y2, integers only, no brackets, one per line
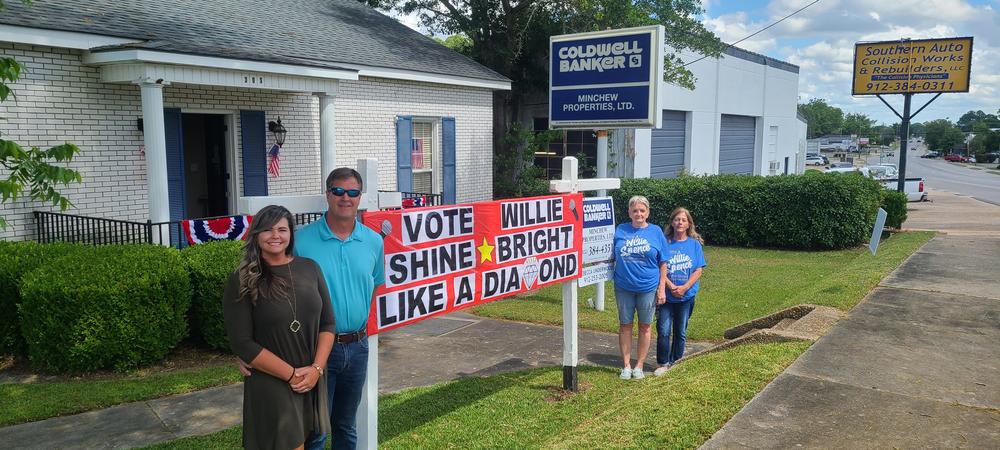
19,244,192,372
613,173,883,250
182,240,243,349
880,190,908,229
0,241,83,356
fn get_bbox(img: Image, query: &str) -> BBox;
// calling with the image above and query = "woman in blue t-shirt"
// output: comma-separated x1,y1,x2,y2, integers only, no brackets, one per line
654,207,707,377
612,195,669,380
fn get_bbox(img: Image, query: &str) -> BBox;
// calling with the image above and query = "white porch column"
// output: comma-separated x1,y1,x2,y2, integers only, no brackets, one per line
139,81,170,244
317,92,337,189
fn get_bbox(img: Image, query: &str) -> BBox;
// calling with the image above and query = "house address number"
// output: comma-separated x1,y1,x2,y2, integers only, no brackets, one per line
242,75,265,85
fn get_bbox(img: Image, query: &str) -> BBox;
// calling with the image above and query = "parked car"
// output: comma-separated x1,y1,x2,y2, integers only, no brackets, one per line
830,162,854,169
879,177,928,202
921,151,939,158
866,165,898,180
944,154,967,162
806,155,825,166
827,166,871,176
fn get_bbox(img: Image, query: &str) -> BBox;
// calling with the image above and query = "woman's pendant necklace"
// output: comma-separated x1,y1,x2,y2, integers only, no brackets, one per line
286,264,301,333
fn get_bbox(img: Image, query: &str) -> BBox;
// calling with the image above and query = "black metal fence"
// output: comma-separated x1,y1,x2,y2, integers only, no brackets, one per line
382,191,442,208
33,191,440,249
34,211,324,249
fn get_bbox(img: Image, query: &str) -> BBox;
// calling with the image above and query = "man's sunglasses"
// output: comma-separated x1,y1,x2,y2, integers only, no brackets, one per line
328,187,361,198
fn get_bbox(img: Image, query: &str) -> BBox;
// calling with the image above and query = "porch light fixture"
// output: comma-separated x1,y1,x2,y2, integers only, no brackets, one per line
268,117,287,146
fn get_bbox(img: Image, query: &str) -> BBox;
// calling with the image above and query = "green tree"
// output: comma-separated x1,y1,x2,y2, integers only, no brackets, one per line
956,110,1000,132
359,0,724,188
908,121,925,138
923,119,965,153
968,122,998,160
433,34,473,54
871,124,896,145
1,0,83,229
797,99,843,138
842,112,874,137
493,122,557,199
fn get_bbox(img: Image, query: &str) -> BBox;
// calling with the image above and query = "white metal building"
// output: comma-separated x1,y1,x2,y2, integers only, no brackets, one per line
520,45,806,180
0,0,509,241
632,46,806,179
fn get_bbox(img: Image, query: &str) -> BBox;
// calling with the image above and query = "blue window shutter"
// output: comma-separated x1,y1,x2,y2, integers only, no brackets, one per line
442,117,456,204
164,108,186,221
396,116,413,192
240,110,268,197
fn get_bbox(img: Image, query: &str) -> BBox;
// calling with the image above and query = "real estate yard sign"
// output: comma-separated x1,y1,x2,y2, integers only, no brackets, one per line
363,193,584,335
852,37,973,95
549,26,664,129
578,197,615,287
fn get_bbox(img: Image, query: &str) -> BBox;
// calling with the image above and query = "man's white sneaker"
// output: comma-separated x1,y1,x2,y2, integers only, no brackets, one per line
631,367,645,379
653,365,671,377
620,367,632,380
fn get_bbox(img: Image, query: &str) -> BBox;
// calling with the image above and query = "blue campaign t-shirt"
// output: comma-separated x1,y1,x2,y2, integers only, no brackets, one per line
664,237,707,302
613,223,668,293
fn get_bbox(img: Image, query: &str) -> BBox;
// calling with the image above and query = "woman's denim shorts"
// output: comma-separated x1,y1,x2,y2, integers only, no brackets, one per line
614,287,655,325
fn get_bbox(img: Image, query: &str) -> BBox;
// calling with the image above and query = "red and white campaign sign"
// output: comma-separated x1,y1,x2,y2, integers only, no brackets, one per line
362,193,584,335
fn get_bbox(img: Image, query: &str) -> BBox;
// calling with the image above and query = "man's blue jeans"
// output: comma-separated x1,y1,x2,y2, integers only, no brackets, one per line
305,336,370,450
656,299,695,366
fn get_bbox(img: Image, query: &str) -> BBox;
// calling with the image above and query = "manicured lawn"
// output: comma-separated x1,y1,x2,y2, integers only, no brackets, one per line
0,365,241,426
145,341,810,450
472,231,935,341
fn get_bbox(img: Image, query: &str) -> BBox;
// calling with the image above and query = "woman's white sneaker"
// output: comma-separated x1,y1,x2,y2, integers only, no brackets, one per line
620,367,632,380
631,367,645,379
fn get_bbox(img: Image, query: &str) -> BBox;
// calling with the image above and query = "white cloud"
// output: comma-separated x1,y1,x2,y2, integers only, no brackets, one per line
388,10,424,32
703,0,1000,123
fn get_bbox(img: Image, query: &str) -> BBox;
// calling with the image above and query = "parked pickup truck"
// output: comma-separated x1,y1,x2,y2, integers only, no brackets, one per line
880,177,927,202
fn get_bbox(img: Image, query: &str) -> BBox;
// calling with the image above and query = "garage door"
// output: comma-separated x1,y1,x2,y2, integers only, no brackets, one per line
719,114,756,175
650,110,686,179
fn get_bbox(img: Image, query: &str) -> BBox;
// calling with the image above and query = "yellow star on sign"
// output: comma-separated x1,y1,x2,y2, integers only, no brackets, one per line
477,237,495,263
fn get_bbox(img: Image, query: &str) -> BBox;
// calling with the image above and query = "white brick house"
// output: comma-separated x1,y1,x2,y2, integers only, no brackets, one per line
0,0,509,242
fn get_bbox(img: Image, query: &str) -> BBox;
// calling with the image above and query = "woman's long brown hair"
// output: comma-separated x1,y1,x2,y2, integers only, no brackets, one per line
236,205,295,304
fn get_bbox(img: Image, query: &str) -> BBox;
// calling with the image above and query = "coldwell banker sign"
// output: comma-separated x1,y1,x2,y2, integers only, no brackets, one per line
550,25,664,129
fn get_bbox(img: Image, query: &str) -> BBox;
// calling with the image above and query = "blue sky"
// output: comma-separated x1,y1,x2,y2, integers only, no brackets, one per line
393,1,1000,125
699,0,1000,124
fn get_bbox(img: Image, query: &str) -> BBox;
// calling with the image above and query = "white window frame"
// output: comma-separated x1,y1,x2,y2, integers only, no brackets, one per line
411,117,441,195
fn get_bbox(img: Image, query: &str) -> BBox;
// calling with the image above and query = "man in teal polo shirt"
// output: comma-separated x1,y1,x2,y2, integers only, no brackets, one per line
298,167,384,450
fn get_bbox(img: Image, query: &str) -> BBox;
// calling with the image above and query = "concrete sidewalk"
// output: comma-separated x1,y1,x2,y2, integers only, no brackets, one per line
701,234,1000,449
0,312,708,449
905,189,1000,236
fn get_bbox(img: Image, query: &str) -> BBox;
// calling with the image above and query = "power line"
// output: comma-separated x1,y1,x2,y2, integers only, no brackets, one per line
683,0,822,67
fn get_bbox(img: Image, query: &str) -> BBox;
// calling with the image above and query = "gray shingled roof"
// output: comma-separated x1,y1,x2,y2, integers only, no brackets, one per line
1,0,509,83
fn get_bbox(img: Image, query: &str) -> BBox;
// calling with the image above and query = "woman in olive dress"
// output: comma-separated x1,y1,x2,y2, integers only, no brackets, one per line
223,205,335,450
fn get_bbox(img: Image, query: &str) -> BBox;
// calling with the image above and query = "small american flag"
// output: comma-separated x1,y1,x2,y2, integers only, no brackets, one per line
267,143,281,177
412,138,424,169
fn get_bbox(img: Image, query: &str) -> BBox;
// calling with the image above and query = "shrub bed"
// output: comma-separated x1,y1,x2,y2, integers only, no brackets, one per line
613,172,882,249
0,241,83,356
19,244,191,372
880,190,908,229
182,240,243,349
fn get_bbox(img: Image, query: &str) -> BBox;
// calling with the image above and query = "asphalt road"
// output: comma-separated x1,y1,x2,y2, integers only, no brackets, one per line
895,143,1000,206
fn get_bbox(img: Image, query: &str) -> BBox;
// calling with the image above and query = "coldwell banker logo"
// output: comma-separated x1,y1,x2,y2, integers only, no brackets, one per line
558,40,644,73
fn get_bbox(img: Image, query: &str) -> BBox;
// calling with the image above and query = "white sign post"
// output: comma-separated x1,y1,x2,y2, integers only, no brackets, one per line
356,158,383,450
550,157,619,390
594,130,609,310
